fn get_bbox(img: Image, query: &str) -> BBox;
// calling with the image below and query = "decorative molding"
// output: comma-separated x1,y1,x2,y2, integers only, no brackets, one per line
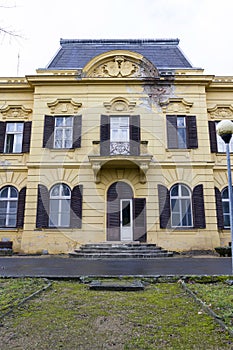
89,155,152,184
207,104,233,119
0,104,32,120
104,97,136,113
91,161,102,184
47,99,82,114
144,85,173,105
87,55,159,78
139,162,149,184
160,98,193,114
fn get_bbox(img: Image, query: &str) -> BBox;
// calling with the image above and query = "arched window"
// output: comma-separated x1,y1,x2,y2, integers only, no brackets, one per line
49,184,71,227
0,186,18,227
170,184,192,227
221,187,230,228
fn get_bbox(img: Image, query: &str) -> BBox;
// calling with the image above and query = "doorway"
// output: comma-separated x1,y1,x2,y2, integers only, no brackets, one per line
107,181,147,242
120,199,133,240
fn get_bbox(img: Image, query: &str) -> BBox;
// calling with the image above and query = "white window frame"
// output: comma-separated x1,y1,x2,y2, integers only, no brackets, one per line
170,184,193,228
54,117,73,149
49,184,71,227
110,116,129,142
4,122,24,153
221,187,231,228
0,186,18,227
177,116,187,148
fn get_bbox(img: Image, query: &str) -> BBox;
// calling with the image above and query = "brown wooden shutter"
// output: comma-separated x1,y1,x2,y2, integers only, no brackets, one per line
43,116,54,148
0,122,6,153
107,182,120,241
186,116,198,148
133,198,146,242
215,187,224,229
36,185,49,228
16,187,26,228
166,115,177,149
70,185,83,228
100,115,110,155
208,121,218,153
72,115,82,148
22,121,32,153
130,115,140,155
158,184,171,228
192,184,206,228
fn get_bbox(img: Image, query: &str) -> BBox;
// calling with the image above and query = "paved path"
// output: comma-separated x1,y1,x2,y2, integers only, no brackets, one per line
0,256,231,277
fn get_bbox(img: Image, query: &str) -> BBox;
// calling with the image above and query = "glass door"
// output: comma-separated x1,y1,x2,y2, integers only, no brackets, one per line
120,199,133,241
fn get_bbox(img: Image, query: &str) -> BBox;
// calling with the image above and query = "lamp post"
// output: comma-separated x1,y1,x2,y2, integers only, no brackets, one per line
217,120,233,274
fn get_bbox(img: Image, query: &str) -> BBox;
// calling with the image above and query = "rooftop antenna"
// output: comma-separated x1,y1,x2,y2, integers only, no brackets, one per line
17,52,20,76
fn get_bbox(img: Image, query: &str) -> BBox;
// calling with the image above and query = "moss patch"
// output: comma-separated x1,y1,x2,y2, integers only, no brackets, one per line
187,281,233,332
0,280,232,349
0,278,48,315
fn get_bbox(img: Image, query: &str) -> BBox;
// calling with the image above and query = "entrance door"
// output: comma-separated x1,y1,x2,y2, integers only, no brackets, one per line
120,199,133,241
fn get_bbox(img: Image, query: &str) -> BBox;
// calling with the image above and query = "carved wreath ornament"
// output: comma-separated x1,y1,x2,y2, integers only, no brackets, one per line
93,56,139,77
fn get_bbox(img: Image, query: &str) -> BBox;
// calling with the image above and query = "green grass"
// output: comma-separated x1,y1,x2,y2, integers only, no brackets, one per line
0,278,48,315
0,279,232,350
187,280,233,331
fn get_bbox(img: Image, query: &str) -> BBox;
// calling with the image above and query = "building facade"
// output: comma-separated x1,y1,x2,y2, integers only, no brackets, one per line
0,38,232,254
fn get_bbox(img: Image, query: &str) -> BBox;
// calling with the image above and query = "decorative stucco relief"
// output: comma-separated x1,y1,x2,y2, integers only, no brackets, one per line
104,98,136,113
88,55,158,78
160,98,193,114
47,99,82,114
207,105,233,119
143,84,173,106
0,104,32,120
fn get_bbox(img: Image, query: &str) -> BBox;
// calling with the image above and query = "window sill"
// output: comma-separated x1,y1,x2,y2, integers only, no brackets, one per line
34,227,80,231
49,148,76,152
0,228,21,232
1,153,25,155
165,148,191,152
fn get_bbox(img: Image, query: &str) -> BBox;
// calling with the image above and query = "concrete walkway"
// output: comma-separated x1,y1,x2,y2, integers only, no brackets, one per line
0,255,232,277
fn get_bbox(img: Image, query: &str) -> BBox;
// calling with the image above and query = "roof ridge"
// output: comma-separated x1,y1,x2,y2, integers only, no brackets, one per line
60,38,180,45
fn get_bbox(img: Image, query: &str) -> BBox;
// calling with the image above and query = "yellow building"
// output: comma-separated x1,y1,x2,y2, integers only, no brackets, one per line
0,38,232,254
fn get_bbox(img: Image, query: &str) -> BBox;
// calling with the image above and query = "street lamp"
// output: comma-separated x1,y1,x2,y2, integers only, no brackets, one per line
216,119,233,274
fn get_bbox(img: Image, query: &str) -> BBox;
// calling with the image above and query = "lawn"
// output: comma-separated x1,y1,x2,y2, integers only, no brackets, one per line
0,278,232,350
185,276,233,332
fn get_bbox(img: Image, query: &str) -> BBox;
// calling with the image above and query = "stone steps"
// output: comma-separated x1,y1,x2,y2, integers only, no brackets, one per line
69,242,173,259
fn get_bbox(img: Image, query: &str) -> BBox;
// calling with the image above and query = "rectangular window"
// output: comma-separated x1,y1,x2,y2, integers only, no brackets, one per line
110,116,130,155
4,123,24,153
110,117,129,142
54,117,73,149
177,116,187,148
166,115,197,149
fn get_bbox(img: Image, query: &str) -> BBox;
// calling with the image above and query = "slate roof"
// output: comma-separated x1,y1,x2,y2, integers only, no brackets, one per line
46,39,193,71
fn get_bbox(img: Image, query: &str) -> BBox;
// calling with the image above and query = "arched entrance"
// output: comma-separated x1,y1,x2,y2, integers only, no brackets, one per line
107,181,146,242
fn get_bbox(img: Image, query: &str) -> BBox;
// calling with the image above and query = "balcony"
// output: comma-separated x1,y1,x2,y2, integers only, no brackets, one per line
89,140,152,184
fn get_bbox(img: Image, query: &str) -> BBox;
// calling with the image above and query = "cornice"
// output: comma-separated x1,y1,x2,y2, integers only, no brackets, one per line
207,76,233,91
0,77,33,91
173,73,214,86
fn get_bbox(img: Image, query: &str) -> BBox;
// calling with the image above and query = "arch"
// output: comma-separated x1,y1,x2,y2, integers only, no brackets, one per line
221,186,231,228
170,183,193,228
83,50,159,78
107,181,133,201
0,185,18,228
49,183,71,227
106,181,146,242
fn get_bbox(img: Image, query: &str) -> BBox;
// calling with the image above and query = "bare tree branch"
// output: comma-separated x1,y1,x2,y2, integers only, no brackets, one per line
0,2,22,38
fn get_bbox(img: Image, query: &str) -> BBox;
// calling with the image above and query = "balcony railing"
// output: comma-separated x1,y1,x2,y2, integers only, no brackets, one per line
110,142,130,155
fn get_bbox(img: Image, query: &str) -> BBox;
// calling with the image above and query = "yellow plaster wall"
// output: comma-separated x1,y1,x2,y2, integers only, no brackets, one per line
0,70,233,253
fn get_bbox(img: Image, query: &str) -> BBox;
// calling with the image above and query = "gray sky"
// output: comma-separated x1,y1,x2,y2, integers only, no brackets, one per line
0,0,233,77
